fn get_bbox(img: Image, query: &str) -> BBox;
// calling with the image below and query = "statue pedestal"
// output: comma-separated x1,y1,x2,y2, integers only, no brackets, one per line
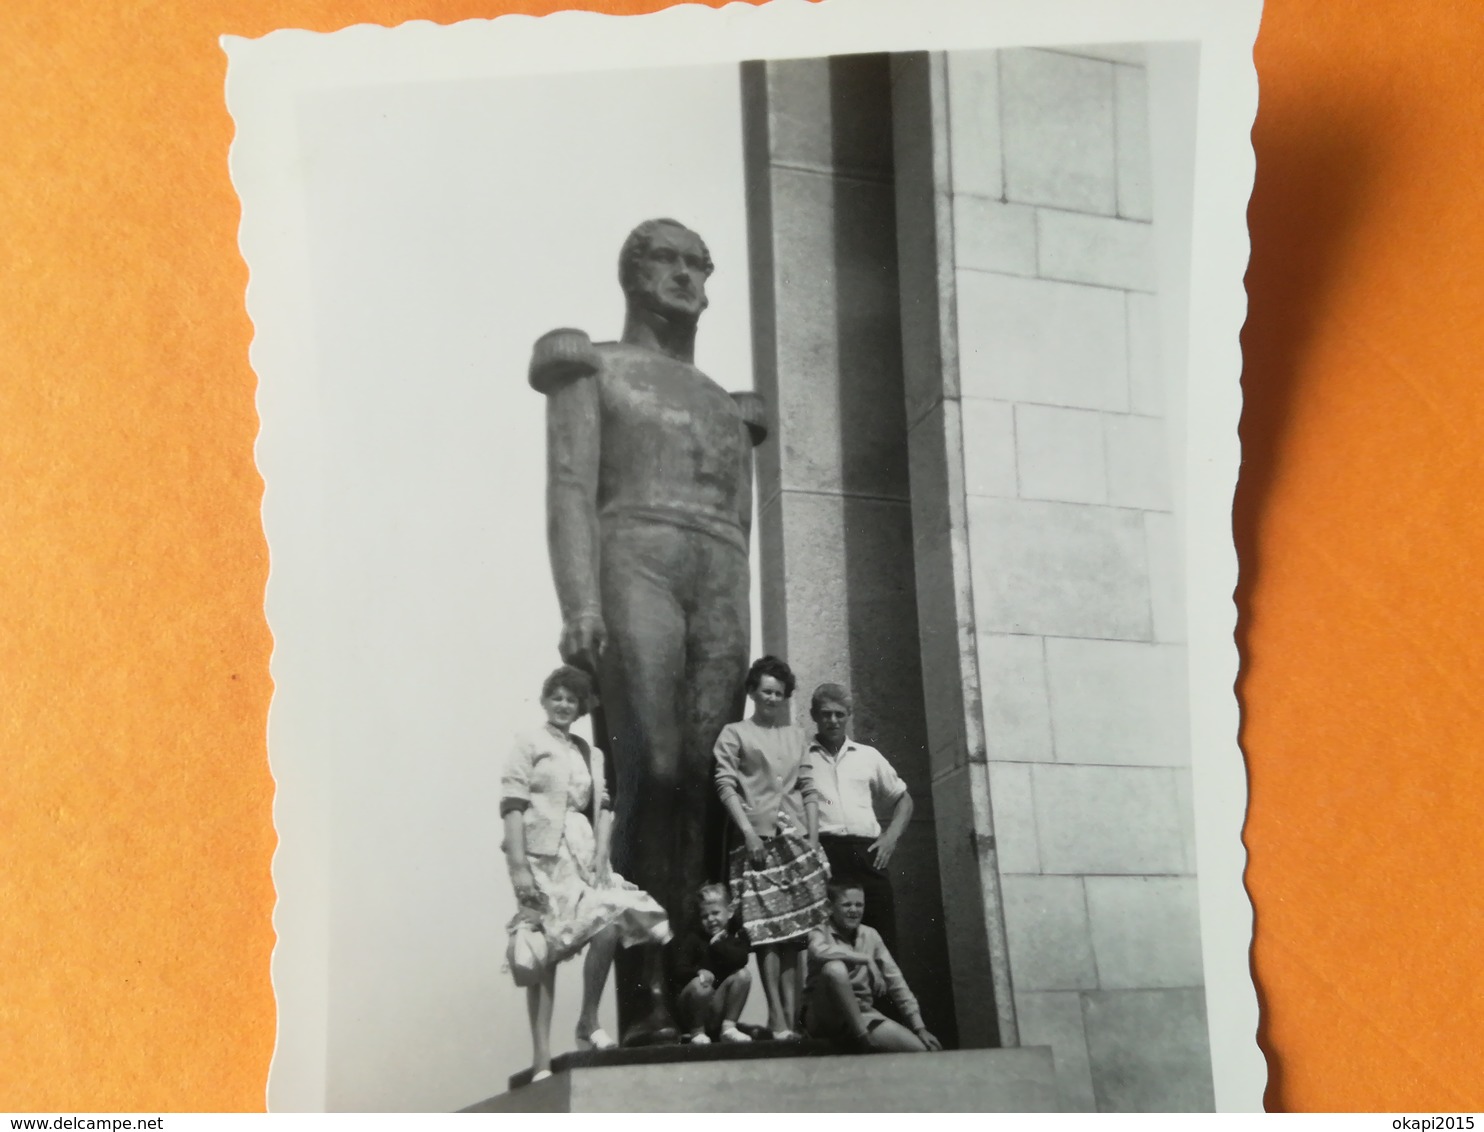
462,1045,1057,1112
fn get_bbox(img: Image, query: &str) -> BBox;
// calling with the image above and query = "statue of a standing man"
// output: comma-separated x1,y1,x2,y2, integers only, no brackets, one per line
529,219,766,1043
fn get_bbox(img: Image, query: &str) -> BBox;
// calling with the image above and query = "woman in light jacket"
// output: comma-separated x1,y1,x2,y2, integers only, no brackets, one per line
714,655,831,1041
501,665,670,1080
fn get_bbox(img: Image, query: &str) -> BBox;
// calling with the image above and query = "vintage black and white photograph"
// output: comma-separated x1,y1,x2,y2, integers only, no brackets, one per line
226,0,1263,1113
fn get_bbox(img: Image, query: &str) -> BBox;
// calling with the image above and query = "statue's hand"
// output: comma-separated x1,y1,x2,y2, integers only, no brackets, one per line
559,612,606,675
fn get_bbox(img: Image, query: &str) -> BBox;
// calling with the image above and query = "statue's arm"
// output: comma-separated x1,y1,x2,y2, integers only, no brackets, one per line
731,391,768,547
739,449,755,547
532,330,604,672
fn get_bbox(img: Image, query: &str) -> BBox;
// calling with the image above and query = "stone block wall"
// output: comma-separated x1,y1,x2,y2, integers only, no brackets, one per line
894,48,1213,1111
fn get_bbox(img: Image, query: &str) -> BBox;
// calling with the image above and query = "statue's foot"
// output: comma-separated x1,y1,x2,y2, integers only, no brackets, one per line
620,1012,680,1047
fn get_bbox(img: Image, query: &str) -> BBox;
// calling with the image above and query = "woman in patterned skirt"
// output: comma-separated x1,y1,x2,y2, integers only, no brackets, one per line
714,655,831,1040
501,665,671,1080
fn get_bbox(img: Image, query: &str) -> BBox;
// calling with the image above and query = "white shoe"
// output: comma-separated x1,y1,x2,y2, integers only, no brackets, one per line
719,1025,752,1044
688,1030,712,1045
575,1027,617,1051
530,1069,552,1083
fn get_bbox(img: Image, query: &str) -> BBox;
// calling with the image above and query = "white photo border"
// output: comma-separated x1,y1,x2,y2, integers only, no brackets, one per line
225,0,1264,1111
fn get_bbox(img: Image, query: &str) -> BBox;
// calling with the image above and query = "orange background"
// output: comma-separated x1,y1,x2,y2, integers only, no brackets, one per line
2,0,1480,1113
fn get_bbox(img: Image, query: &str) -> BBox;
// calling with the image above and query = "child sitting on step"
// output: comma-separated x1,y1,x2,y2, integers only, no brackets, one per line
802,881,942,1053
665,883,754,1045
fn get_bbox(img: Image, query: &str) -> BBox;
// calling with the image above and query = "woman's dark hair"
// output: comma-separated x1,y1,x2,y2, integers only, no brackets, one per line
541,664,595,716
745,655,796,698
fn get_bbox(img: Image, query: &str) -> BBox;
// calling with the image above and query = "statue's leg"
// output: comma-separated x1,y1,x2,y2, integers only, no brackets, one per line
599,521,688,1042
683,535,752,888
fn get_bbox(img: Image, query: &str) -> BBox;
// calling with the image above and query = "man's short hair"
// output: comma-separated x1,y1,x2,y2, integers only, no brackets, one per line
827,879,866,904
617,218,714,295
810,682,853,716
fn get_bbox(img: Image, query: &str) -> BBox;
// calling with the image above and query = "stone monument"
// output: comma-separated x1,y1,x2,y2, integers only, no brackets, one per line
528,218,767,1044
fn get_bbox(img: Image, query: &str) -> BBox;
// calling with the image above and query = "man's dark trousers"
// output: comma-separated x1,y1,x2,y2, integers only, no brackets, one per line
819,833,898,956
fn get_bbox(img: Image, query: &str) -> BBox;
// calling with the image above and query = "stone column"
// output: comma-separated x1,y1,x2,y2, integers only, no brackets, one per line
742,53,958,1045
890,52,1017,1053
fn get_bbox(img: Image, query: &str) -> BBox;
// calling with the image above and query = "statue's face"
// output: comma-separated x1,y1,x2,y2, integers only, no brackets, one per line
630,225,710,321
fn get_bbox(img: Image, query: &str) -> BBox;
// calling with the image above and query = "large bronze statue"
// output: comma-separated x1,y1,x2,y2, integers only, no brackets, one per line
529,219,766,1043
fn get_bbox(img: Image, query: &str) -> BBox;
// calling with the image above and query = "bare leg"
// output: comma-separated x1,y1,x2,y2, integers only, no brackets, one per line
577,925,618,1039
676,981,714,1036
866,1019,928,1053
815,959,868,1043
760,946,788,1034
778,940,804,1033
526,967,556,1075
713,969,753,1026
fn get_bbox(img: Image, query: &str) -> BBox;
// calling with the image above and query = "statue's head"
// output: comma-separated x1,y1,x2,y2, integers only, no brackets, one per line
618,219,714,324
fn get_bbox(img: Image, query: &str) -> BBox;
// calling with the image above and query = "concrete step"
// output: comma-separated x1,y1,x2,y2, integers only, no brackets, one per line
502,1034,840,1093
463,1046,1057,1112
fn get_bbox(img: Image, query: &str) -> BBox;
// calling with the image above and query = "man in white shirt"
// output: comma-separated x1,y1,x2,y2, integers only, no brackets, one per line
803,683,913,955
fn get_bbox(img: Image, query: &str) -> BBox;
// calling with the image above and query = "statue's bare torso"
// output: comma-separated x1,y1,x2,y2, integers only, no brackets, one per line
592,343,752,549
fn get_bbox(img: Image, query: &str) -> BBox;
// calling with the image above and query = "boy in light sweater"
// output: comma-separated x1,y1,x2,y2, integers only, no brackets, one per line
803,881,942,1053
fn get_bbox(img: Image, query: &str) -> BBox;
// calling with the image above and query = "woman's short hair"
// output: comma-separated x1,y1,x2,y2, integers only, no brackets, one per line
745,655,796,698
540,664,594,715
